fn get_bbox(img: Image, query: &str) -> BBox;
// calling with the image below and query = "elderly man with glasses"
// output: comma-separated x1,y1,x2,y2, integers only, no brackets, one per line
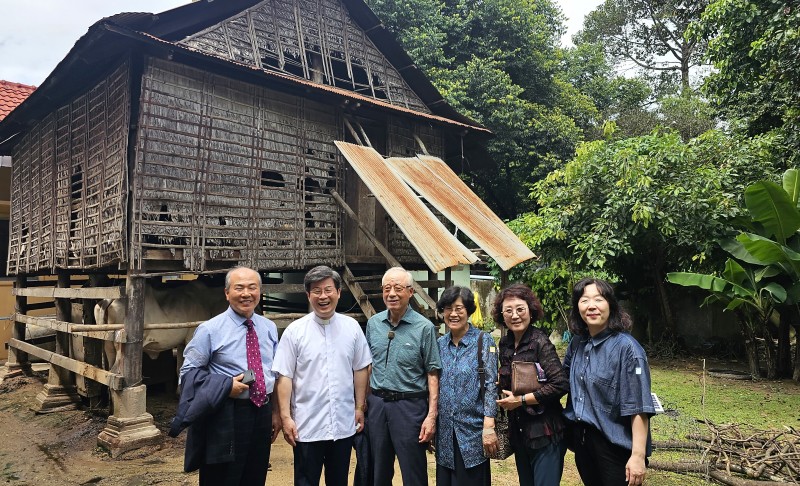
366,266,442,485
272,265,372,486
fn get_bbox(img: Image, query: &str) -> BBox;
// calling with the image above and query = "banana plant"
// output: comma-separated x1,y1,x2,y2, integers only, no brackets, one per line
667,169,800,379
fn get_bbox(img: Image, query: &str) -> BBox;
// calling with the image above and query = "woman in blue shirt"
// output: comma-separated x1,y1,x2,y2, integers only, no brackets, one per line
563,278,655,486
435,286,498,486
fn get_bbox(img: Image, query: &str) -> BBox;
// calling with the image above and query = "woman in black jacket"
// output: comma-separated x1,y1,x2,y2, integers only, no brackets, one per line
494,283,569,486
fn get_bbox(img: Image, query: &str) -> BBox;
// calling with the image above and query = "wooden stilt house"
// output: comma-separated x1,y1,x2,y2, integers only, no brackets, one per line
0,0,534,454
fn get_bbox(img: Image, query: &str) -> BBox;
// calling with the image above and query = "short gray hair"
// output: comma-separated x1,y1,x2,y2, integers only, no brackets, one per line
382,267,413,287
303,266,342,293
225,266,262,290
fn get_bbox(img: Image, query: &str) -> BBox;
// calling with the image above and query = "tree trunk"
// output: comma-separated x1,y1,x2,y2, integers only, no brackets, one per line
737,311,761,378
777,311,792,378
653,262,676,335
794,329,800,382
761,313,777,379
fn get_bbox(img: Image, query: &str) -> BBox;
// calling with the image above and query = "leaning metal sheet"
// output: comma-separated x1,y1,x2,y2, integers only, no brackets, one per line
387,155,536,271
334,141,477,272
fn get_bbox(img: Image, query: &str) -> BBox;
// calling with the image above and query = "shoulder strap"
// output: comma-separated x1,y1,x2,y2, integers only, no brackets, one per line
477,331,485,403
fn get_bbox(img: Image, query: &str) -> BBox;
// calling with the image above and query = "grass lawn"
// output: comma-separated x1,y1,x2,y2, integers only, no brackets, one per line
475,356,800,485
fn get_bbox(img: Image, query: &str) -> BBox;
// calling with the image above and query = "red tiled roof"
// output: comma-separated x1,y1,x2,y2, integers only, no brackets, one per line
0,81,36,121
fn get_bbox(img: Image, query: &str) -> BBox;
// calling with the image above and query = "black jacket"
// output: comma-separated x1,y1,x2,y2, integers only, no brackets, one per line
169,367,236,472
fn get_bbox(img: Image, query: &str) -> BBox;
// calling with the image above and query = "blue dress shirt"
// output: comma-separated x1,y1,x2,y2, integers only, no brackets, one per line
180,307,279,396
563,329,655,454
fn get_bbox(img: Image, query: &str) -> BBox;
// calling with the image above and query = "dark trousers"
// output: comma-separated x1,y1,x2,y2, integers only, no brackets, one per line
571,422,632,486
353,416,373,486
293,435,354,486
199,400,272,486
367,394,429,486
513,438,566,486
435,430,490,486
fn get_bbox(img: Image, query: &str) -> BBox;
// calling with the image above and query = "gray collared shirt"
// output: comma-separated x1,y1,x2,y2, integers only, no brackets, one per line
563,329,655,454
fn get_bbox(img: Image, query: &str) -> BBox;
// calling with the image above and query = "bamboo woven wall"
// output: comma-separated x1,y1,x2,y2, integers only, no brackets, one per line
132,58,344,272
179,0,430,114
7,62,130,275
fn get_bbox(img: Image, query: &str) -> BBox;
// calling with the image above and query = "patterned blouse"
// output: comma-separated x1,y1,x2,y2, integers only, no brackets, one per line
436,325,498,469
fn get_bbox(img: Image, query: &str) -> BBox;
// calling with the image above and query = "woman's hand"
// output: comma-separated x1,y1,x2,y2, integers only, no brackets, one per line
482,427,498,456
625,453,646,486
495,389,522,411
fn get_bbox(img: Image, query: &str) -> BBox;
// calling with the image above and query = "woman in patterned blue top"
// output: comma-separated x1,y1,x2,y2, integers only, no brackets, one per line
435,286,498,486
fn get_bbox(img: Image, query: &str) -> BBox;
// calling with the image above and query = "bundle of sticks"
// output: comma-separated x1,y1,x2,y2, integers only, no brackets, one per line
651,422,800,485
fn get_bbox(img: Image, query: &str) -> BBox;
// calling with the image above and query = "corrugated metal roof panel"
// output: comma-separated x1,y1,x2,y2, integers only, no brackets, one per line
334,141,477,273
387,155,535,271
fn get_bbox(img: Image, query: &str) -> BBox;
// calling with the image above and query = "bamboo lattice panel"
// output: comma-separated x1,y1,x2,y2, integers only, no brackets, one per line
8,62,130,274
132,58,344,272
179,0,430,114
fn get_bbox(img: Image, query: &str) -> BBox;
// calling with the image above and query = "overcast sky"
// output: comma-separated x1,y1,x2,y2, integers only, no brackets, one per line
0,0,602,87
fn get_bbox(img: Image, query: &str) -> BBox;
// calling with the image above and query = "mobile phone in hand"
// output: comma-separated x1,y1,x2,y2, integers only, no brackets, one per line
241,369,256,385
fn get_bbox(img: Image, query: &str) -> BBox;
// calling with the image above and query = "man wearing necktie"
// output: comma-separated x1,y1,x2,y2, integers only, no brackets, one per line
272,265,372,485
179,266,281,485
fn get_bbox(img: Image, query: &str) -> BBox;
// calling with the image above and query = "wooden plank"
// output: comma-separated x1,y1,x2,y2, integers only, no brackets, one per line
71,322,204,332
343,265,376,318
13,286,124,299
16,313,71,332
332,190,439,310
9,338,125,390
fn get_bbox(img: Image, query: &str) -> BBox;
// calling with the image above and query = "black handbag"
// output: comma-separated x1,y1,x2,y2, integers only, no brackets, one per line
478,332,513,460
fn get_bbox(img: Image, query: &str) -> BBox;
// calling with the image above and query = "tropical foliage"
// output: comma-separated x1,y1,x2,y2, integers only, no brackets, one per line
668,170,800,380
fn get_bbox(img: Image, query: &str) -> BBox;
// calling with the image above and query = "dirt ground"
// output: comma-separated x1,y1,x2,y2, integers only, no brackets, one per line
0,370,556,486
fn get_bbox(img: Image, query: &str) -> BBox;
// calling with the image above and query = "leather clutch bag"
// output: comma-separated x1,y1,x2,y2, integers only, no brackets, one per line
511,361,545,395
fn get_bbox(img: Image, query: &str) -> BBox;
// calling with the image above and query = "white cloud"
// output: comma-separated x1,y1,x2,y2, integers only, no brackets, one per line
0,0,188,86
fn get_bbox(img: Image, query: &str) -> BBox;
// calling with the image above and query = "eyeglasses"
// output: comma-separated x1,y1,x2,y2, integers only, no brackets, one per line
443,305,466,314
502,307,528,317
310,286,337,296
382,284,411,293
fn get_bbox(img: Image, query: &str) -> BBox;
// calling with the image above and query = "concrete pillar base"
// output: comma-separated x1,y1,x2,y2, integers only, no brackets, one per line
97,385,162,457
0,362,33,383
34,383,81,413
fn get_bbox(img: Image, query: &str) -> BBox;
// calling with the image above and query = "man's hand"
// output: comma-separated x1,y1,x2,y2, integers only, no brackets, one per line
281,416,299,446
625,453,647,486
418,414,436,443
354,409,365,434
270,408,282,443
229,374,249,398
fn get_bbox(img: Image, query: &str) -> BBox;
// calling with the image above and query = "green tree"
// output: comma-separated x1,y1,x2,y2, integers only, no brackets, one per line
515,129,782,335
367,0,584,218
669,169,800,380
694,0,800,164
578,0,708,93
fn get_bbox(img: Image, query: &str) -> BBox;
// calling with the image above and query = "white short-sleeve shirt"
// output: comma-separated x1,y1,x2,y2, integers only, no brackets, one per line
272,312,372,441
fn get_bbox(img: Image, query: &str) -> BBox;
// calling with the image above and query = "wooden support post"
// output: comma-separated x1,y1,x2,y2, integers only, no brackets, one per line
80,274,106,406
2,276,32,380
98,273,161,456
331,190,439,311
34,271,81,412
122,275,145,387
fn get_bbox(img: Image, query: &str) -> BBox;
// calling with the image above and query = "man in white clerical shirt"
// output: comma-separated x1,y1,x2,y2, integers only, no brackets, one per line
272,265,372,485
